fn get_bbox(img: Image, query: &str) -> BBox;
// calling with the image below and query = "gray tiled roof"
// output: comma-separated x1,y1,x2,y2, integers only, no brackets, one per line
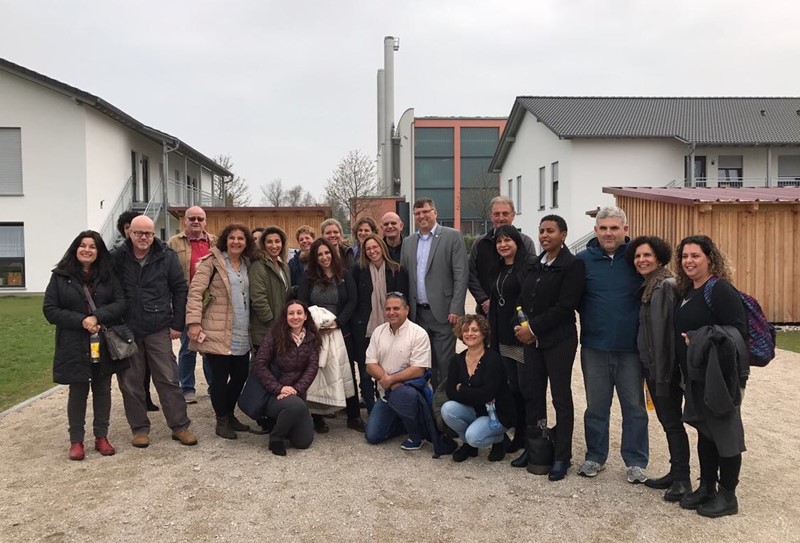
518,96,800,144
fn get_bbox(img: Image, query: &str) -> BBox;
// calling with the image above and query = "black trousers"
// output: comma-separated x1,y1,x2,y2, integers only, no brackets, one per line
518,336,578,462
645,370,690,479
67,364,112,442
206,353,250,417
501,356,527,439
266,394,314,449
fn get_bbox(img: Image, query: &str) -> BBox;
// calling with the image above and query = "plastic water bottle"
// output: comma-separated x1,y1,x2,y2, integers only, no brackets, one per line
486,401,500,429
90,332,101,363
516,306,529,327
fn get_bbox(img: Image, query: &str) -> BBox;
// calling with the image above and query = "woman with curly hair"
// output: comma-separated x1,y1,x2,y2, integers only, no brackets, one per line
673,235,748,518
626,235,690,501
43,230,126,460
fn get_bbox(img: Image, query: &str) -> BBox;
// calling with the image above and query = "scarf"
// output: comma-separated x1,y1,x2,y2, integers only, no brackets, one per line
367,261,387,336
641,266,673,304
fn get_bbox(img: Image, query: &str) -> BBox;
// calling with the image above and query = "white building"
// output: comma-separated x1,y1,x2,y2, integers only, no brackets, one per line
489,96,800,249
0,57,230,292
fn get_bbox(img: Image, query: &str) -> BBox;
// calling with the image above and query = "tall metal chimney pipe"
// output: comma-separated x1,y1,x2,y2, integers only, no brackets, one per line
383,36,398,195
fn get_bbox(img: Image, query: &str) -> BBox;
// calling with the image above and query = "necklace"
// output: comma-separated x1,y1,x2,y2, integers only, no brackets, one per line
495,265,513,307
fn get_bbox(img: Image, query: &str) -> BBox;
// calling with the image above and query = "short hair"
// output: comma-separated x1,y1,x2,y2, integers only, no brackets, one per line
354,217,378,235
595,206,628,225
251,227,266,236
385,291,408,308
116,211,141,236
674,234,733,296
490,196,515,213
625,236,672,267
358,234,400,272
295,225,316,241
259,226,288,261
413,197,436,210
216,223,256,260
453,314,491,347
540,214,568,232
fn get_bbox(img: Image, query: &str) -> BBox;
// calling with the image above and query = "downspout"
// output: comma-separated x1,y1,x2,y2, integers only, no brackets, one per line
688,142,696,187
766,146,772,187
163,140,180,235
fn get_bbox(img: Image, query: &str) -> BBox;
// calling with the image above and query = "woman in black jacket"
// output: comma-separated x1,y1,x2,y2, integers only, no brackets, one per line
352,234,408,413
513,215,585,481
297,237,364,432
43,230,126,461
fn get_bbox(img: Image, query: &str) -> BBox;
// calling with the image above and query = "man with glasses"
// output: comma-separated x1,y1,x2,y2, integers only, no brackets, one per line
167,206,216,404
114,215,197,448
401,197,468,388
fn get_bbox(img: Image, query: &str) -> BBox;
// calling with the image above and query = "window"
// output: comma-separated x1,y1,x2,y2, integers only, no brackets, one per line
538,167,546,210
0,223,25,287
551,161,559,208
516,176,523,214
507,178,513,201
718,155,743,187
778,155,800,186
0,128,23,195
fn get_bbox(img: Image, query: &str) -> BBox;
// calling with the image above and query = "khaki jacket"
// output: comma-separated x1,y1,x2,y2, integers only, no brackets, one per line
167,231,217,284
185,247,247,355
248,254,290,347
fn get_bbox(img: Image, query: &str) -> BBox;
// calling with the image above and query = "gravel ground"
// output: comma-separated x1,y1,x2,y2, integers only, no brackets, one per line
1,343,798,543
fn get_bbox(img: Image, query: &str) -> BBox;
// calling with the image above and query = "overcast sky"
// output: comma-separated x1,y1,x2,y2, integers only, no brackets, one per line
2,0,798,202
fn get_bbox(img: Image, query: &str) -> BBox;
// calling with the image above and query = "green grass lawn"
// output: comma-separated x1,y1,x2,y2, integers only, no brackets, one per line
777,330,800,355
0,296,54,411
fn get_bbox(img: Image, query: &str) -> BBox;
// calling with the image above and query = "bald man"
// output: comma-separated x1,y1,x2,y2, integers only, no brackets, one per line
115,215,196,448
168,206,216,403
381,212,404,264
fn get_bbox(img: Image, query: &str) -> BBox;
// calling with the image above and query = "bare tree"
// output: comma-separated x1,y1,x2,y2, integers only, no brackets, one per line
299,191,317,207
260,178,286,206
213,154,252,207
461,170,500,233
285,184,316,206
323,150,381,228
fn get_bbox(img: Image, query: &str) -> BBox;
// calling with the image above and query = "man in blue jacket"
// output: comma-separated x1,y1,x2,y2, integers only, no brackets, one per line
576,206,648,483
114,215,197,449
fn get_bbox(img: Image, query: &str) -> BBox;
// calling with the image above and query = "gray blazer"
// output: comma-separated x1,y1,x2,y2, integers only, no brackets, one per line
401,224,469,323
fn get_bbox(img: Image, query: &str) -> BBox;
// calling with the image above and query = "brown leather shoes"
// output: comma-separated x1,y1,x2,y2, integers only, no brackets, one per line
172,429,198,446
131,433,150,448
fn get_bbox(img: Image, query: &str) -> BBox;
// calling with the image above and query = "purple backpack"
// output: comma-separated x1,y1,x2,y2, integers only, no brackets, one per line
703,276,776,367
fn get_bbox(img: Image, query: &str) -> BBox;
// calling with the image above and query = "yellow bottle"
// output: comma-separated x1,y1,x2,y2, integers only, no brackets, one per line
645,382,655,411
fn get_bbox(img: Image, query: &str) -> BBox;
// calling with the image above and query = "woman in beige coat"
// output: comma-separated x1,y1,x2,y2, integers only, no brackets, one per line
186,224,256,439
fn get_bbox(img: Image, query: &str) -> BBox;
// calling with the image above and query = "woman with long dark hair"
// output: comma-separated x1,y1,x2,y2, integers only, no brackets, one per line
43,230,126,460
186,223,256,439
513,215,585,481
298,237,364,432
253,300,322,455
249,226,291,349
673,235,748,518
626,236,691,502
352,234,408,412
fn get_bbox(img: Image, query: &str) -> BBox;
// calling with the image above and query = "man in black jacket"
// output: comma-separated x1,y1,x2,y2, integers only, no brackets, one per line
114,215,197,448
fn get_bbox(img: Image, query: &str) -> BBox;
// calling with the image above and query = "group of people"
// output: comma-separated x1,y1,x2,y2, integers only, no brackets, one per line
43,196,749,518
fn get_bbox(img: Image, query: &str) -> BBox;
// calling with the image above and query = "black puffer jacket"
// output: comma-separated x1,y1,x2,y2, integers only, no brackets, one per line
113,238,188,337
43,269,127,384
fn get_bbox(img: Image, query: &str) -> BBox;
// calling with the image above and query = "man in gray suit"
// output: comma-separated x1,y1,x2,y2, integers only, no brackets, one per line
401,197,468,388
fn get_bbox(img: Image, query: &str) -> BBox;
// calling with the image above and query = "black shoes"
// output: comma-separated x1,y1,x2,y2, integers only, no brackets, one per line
215,416,237,440
697,485,738,518
312,415,330,434
506,433,525,454
510,450,529,468
452,443,479,462
548,460,571,481
664,479,692,502
229,414,250,432
146,401,160,412
347,417,366,432
488,437,509,462
680,480,717,510
644,472,674,490
269,440,287,456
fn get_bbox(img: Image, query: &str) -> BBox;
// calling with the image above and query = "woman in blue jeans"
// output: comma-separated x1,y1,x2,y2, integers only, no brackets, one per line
442,315,515,462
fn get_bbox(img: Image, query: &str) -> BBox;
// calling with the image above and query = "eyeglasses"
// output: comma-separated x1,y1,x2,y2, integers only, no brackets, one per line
186,216,205,222
131,231,155,239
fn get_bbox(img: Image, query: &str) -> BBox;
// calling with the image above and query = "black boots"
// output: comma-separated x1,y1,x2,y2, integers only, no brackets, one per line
215,416,237,439
269,439,287,456
229,414,251,432
663,479,692,502
697,485,738,518
452,443,479,462
680,480,717,510
510,450,529,468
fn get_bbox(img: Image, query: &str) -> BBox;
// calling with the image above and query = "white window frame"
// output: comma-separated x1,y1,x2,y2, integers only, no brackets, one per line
538,167,546,210
516,175,523,214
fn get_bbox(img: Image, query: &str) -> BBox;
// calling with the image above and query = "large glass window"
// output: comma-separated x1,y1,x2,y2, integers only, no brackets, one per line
718,155,743,187
415,127,454,157
0,128,23,195
778,155,800,186
460,127,499,157
0,223,25,287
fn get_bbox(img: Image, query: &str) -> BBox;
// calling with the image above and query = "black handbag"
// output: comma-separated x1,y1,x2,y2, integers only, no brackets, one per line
526,425,556,475
82,285,139,361
238,370,270,421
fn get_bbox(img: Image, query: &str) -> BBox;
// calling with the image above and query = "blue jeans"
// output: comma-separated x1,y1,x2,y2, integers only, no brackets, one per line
440,400,507,448
365,386,424,444
178,328,213,394
581,347,649,468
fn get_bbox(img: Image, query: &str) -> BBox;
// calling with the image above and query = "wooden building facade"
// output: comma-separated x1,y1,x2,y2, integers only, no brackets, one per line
170,206,332,249
604,186,800,323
